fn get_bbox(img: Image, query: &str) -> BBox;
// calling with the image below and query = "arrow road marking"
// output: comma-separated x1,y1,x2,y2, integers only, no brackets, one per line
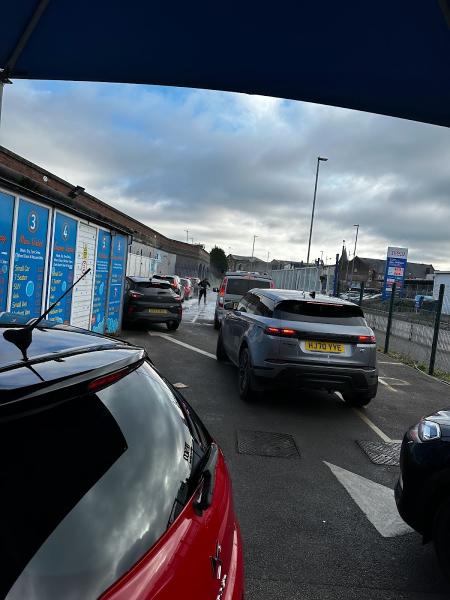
324,462,413,538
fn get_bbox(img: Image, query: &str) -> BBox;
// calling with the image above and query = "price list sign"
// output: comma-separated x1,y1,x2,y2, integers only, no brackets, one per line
0,191,15,312
48,213,77,323
11,199,49,318
91,230,111,333
106,234,127,333
382,246,408,299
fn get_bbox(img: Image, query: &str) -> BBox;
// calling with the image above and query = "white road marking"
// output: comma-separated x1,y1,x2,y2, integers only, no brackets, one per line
352,408,393,443
192,312,199,323
324,462,413,538
335,392,393,442
378,377,399,393
380,377,410,386
148,331,216,360
378,361,404,365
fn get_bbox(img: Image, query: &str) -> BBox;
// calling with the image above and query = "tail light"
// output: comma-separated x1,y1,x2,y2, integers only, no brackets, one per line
88,366,132,393
270,281,275,288
358,335,376,344
264,327,297,337
128,305,136,314
219,278,227,296
130,291,143,300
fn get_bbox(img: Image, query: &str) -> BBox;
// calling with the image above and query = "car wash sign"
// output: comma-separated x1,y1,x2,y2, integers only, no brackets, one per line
0,191,15,312
48,213,77,323
382,247,408,299
106,234,127,333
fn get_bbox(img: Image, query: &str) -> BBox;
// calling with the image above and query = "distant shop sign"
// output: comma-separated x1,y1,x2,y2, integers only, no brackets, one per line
11,199,50,318
382,246,408,299
0,191,15,312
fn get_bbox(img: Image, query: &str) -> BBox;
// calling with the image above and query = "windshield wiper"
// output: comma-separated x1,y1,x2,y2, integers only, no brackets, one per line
192,443,218,515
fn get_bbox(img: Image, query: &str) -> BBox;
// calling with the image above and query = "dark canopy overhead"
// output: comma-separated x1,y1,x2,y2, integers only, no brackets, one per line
1,1,449,127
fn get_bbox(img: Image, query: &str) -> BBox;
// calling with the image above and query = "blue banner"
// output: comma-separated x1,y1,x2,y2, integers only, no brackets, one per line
0,191,15,312
106,234,127,333
382,247,408,299
11,199,50,318
91,230,111,333
48,213,77,323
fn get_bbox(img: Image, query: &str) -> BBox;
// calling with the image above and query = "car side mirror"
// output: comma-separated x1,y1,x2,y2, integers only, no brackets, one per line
213,287,219,292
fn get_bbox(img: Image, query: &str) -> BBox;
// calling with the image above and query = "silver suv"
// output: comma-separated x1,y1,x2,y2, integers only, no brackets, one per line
216,288,378,406
214,271,274,329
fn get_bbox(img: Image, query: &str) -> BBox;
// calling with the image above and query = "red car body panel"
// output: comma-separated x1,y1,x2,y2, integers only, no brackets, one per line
100,450,244,600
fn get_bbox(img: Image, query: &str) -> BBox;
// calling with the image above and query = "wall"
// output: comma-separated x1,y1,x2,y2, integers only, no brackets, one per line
0,146,210,285
0,186,128,334
434,272,450,315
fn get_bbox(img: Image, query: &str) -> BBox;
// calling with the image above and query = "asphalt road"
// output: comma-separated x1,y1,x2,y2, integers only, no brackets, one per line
121,296,450,599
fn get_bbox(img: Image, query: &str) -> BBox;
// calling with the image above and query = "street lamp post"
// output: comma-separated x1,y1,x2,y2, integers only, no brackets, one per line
306,156,328,265
185,229,189,243
251,235,258,260
350,224,360,289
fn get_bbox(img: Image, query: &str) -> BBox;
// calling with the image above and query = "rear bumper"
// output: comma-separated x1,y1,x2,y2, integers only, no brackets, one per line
124,311,181,324
253,361,378,394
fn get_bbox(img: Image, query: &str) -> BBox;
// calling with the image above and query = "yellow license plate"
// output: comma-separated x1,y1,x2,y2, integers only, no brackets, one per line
149,308,168,314
305,340,345,353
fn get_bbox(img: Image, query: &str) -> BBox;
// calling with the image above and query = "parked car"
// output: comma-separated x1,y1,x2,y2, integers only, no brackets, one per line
180,277,193,300
216,288,378,405
214,271,274,329
152,274,183,297
123,276,182,330
0,320,244,599
395,410,450,579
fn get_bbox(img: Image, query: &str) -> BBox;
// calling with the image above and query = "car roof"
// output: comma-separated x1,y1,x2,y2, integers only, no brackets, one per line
255,289,358,306
128,276,150,282
0,324,144,402
225,271,272,279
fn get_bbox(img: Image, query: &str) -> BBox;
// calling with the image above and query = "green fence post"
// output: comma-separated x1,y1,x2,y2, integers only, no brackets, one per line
359,282,365,306
384,282,396,354
429,284,445,375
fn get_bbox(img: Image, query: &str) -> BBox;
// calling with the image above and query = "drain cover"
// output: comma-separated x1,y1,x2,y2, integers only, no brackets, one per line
237,430,300,458
357,440,401,466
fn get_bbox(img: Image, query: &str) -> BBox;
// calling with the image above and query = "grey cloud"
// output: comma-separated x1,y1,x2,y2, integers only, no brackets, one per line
2,81,450,268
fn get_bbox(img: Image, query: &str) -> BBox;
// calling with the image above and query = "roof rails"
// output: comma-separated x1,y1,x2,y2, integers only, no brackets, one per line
225,270,273,279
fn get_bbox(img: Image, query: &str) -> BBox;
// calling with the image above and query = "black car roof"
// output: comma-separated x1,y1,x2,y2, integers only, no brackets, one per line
0,325,144,403
256,289,357,306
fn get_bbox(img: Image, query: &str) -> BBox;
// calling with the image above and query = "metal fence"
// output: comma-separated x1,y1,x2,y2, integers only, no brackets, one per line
357,283,450,378
271,266,335,295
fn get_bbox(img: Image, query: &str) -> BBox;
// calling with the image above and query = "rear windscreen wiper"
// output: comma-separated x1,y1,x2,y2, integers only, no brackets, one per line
193,443,218,515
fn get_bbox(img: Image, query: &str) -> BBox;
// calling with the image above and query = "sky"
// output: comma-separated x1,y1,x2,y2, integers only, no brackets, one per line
2,80,450,269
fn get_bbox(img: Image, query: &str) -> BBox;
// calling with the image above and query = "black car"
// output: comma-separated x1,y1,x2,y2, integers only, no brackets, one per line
123,276,182,330
395,410,450,578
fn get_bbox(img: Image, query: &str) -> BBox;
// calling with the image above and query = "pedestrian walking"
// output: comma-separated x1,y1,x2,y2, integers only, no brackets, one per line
198,278,211,305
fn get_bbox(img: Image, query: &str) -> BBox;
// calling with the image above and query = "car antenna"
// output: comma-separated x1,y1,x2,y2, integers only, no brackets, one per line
3,268,92,361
